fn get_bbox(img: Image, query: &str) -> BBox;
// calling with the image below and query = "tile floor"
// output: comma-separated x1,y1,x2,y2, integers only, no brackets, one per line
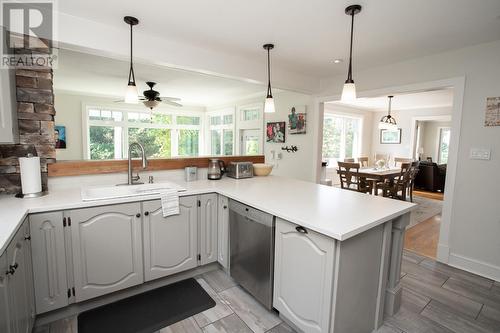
34,251,500,333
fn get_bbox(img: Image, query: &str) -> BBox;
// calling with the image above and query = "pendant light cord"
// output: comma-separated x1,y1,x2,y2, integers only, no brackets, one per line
266,47,272,98
128,23,136,85
346,10,355,83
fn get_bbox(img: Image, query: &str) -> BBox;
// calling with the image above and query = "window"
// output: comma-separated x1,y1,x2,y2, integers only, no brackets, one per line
207,109,234,156
438,127,451,164
241,108,260,121
322,114,362,166
85,107,202,160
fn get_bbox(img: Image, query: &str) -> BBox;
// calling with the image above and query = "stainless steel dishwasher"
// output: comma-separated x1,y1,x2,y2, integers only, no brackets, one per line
229,199,275,310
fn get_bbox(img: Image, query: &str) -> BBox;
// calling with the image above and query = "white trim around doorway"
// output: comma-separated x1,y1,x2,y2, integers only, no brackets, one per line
313,77,466,266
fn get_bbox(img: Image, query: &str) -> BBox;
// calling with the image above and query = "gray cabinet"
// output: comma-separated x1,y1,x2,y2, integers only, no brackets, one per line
0,67,17,144
217,195,229,270
273,218,335,333
199,193,218,265
70,203,144,302
2,220,35,333
143,197,198,281
0,253,10,333
30,212,69,314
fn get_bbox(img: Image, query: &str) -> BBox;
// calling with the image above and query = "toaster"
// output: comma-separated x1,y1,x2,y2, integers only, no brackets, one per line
226,162,254,179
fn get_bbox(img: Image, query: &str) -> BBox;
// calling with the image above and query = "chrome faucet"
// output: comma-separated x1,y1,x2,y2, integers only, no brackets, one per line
127,142,148,185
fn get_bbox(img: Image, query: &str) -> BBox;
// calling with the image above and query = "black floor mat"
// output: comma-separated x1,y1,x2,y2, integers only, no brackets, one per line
78,278,216,333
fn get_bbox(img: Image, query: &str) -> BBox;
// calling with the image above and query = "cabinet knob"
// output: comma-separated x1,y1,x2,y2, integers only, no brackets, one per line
136,213,141,218
24,235,31,241
295,226,308,234
223,205,228,209
144,211,149,216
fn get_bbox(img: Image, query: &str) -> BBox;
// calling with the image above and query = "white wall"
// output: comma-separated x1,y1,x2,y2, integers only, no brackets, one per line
215,91,315,182
370,107,452,160
319,40,500,281
421,121,452,162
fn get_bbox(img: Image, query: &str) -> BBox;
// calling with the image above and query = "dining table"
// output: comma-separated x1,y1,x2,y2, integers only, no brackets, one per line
337,166,403,195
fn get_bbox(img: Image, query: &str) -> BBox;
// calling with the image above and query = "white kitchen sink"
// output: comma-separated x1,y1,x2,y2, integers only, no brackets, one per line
81,182,186,201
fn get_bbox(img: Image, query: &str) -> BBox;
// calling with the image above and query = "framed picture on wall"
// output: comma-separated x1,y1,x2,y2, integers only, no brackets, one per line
54,125,67,149
380,128,401,144
266,122,286,143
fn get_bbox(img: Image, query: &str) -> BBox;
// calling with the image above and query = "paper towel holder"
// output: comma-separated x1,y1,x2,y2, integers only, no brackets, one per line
16,153,48,199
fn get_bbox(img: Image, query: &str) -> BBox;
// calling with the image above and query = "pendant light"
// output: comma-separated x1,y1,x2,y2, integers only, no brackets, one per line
124,16,139,104
263,43,276,113
341,5,362,102
379,95,398,130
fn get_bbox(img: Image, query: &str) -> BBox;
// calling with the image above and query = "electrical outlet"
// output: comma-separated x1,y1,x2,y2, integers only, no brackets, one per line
470,148,491,160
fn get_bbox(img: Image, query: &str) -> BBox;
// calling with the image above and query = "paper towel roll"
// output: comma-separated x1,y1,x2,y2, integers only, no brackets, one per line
19,156,42,195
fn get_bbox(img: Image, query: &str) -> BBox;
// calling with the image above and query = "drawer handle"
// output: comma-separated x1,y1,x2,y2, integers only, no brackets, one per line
144,211,149,216
24,235,31,241
296,226,308,234
6,263,18,275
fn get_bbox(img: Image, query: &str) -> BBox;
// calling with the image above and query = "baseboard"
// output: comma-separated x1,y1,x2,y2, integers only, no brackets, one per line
436,244,450,263
448,252,500,282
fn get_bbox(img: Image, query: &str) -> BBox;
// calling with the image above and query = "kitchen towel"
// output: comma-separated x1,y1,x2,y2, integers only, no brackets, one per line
161,189,180,217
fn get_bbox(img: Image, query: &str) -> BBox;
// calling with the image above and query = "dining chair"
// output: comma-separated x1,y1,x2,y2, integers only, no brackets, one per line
344,158,355,163
394,157,413,167
407,161,420,202
379,162,412,200
357,157,369,167
337,162,372,194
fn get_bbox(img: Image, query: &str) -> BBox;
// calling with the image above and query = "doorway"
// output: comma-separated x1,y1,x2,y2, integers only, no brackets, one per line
314,77,465,264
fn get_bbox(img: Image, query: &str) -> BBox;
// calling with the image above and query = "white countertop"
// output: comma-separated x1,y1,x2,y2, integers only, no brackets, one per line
0,175,415,254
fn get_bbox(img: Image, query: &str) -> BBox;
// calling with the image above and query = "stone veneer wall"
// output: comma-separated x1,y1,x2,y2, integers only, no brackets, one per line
0,65,55,194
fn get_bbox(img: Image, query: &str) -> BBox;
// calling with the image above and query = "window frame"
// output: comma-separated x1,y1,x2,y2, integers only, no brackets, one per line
437,127,451,164
322,112,363,168
206,107,235,156
83,103,204,160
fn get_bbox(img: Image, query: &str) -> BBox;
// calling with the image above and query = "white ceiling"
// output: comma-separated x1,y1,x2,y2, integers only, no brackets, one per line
57,0,500,78
53,49,268,107
329,89,454,111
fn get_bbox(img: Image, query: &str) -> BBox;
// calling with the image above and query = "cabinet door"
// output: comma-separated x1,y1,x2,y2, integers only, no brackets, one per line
143,197,198,281
199,194,218,265
0,68,17,144
30,212,68,314
217,195,229,269
20,222,35,330
6,223,33,333
273,218,335,333
0,253,10,333
70,203,143,302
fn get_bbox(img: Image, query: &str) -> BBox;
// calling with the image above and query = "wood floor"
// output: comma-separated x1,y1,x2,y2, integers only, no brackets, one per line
413,190,444,201
34,254,500,333
404,214,441,259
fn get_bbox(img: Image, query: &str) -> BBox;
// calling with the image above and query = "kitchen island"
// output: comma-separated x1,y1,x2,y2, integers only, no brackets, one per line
0,175,414,333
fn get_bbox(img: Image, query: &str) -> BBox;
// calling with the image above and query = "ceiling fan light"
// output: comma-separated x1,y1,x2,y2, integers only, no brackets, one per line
341,82,356,102
143,99,160,110
264,96,275,113
125,83,139,104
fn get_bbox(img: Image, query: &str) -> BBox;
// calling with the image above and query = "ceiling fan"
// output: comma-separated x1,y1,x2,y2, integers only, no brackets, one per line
140,81,182,110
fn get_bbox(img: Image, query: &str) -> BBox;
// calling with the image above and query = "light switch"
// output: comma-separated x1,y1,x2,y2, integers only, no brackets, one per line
470,148,491,160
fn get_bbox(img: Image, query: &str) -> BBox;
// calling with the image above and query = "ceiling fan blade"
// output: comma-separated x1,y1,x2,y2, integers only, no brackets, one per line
159,96,181,101
162,100,183,107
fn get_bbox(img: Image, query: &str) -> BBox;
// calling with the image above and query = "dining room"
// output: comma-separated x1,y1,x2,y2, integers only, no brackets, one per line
320,88,453,260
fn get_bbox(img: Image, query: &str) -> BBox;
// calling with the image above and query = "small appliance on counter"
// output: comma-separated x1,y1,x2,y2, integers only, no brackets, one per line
207,159,225,180
184,166,198,182
226,162,253,179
